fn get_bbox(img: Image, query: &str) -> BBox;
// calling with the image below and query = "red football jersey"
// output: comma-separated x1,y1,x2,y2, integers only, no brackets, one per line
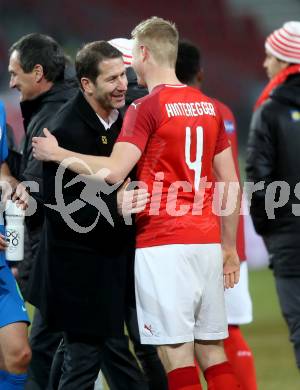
214,99,246,261
117,84,229,248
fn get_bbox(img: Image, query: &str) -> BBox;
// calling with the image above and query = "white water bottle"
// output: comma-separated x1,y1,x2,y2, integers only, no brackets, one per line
5,200,25,261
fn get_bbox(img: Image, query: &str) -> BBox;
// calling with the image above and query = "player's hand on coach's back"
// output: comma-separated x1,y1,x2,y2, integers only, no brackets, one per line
32,128,58,161
222,246,240,289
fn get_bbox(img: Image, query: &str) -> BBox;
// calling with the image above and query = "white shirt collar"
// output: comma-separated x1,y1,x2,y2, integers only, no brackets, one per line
96,110,119,131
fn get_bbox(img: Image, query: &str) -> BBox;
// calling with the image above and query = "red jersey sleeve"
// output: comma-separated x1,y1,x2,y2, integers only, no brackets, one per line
214,111,230,155
117,98,158,153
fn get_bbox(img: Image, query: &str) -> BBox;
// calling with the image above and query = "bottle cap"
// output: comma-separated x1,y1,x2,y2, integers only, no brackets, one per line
5,200,25,217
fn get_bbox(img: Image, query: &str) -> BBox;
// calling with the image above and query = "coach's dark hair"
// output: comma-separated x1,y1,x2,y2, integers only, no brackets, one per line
176,40,202,85
9,33,65,82
75,41,122,87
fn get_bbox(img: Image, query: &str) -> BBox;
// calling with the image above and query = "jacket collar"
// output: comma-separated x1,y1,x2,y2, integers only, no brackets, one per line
96,110,119,130
20,80,77,128
20,86,54,124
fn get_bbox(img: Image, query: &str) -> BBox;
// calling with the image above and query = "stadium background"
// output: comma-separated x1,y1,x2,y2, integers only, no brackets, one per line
1,0,299,388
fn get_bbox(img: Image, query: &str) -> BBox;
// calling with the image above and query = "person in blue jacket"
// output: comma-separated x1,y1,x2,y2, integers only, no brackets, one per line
0,101,31,389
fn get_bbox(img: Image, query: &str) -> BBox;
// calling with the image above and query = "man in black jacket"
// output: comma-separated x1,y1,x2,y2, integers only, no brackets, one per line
28,40,148,390
246,21,300,369
9,34,77,294
9,33,77,389
10,33,150,390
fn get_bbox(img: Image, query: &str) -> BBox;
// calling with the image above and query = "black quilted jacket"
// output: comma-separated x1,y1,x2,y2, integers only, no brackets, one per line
246,73,300,276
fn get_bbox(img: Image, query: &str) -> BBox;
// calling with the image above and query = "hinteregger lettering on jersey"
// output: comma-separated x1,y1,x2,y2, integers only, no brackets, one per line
117,84,229,248
165,101,216,118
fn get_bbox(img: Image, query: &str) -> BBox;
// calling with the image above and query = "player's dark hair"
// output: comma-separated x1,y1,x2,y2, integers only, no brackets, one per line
9,33,65,82
75,41,122,86
176,40,202,85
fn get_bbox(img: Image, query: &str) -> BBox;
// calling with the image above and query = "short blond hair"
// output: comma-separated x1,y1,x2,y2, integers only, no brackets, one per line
131,16,179,66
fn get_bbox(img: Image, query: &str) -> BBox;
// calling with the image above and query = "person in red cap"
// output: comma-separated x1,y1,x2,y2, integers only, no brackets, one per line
247,21,300,370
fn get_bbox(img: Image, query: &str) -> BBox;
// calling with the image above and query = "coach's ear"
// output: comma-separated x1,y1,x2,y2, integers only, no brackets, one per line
80,77,94,95
34,64,44,83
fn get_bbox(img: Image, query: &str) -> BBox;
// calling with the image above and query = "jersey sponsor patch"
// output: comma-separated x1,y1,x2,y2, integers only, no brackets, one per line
291,110,300,122
224,120,235,133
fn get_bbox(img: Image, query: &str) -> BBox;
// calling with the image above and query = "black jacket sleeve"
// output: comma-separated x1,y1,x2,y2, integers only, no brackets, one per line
246,104,277,235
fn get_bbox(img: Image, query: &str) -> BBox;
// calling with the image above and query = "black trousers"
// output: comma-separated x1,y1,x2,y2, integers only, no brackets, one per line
275,276,300,369
49,308,167,390
27,308,167,390
25,309,61,390
49,335,149,390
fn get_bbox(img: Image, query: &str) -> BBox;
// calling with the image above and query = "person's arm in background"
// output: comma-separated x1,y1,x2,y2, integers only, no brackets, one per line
0,161,29,208
5,123,23,180
0,102,26,277
0,111,29,208
213,146,241,288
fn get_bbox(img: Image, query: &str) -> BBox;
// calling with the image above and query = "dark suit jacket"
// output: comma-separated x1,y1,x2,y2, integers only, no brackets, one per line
28,90,135,338
17,80,78,298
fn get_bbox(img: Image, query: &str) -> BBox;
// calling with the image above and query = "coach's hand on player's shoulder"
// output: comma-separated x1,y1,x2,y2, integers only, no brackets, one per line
117,178,149,216
222,246,240,289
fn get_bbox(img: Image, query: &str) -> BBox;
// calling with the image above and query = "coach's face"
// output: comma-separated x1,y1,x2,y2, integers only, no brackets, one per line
93,57,128,110
8,50,40,102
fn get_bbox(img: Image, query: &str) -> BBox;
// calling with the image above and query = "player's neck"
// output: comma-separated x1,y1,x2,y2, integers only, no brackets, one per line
145,67,181,93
